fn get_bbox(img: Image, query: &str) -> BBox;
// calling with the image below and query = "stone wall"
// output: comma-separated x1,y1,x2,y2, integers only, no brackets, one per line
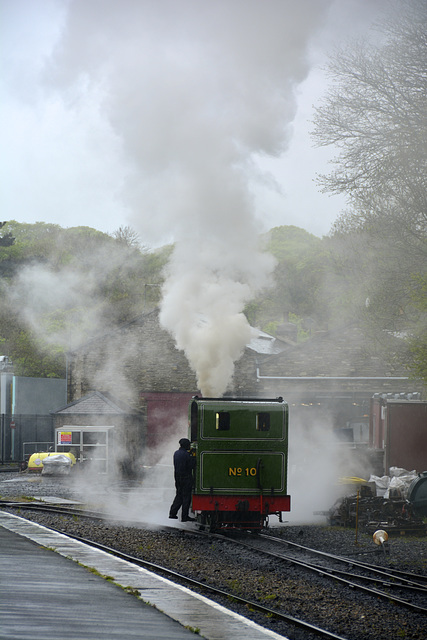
68,310,199,406
68,309,265,404
67,312,425,434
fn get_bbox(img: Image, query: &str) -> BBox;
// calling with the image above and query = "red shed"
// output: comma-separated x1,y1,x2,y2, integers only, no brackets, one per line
370,397,427,473
140,391,196,453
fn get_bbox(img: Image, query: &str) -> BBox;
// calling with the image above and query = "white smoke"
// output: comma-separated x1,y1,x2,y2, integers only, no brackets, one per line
159,234,274,395
286,407,375,524
7,264,103,348
45,0,334,396
67,415,187,527
287,414,347,523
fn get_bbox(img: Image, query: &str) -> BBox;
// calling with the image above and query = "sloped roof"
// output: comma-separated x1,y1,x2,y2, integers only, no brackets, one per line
52,391,139,415
187,313,286,356
258,325,410,378
246,328,288,355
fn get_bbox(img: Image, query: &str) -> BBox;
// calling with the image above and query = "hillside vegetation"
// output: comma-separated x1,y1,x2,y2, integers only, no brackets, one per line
0,222,169,377
0,221,424,386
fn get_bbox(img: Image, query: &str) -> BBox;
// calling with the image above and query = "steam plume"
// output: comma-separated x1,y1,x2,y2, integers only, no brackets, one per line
45,0,333,395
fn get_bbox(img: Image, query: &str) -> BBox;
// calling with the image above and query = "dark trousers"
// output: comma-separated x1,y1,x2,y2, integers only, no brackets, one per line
169,475,193,520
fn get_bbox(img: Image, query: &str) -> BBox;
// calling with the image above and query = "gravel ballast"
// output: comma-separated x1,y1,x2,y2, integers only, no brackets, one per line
1,472,426,640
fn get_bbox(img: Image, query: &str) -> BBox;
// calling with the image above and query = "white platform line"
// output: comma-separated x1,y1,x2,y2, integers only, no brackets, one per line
0,512,288,640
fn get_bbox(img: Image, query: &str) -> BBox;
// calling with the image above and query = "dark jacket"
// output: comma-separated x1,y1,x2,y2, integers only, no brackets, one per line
173,447,196,480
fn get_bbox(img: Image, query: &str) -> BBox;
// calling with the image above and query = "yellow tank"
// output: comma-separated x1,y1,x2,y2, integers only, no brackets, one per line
28,451,76,472
339,477,369,485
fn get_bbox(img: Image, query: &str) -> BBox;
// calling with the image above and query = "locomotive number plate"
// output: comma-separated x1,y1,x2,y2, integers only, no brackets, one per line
228,467,257,477
199,451,285,493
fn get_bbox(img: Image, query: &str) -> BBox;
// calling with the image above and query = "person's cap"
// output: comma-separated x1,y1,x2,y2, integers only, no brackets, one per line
179,438,191,449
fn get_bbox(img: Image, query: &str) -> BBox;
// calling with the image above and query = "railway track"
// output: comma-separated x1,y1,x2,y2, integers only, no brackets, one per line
0,500,347,640
210,531,427,616
52,529,350,640
2,499,426,640
0,499,106,519
261,533,427,587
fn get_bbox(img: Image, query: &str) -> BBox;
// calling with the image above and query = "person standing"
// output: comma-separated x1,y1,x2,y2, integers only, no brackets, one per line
169,438,196,522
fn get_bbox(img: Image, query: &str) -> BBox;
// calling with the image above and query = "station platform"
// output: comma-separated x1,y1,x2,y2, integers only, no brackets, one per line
0,512,287,640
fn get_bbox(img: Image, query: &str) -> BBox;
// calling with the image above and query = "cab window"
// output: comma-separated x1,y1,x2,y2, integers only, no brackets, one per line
256,412,270,431
216,412,230,430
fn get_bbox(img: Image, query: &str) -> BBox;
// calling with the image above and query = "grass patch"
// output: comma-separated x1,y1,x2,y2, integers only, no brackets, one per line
184,625,200,634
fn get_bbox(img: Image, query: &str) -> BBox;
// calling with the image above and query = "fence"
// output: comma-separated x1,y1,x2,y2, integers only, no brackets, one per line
0,414,55,463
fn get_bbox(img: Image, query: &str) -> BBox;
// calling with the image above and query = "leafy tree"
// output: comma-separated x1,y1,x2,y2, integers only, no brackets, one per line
407,274,427,384
0,222,171,376
263,225,320,262
12,330,66,378
245,226,333,332
0,222,15,247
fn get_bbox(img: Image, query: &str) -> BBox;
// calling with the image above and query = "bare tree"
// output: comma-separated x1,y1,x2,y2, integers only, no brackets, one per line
312,0,427,245
312,1,427,383
112,225,143,249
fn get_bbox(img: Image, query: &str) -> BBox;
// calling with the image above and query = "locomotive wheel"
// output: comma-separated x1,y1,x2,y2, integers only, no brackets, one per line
197,513,219,532
207,513,219,533
197,513,211,532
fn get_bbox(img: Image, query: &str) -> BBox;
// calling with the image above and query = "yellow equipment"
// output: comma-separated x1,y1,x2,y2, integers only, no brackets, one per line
28,451,76,472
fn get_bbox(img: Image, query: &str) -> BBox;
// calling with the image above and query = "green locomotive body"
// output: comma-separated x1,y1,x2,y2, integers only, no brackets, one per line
189,396,291,530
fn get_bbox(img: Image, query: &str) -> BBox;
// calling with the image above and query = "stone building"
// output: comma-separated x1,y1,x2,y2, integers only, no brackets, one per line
66,310,424,455
256,324,423,431
66,308,288,452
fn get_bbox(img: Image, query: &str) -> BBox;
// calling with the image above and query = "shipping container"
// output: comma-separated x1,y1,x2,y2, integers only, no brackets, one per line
370,397,427,473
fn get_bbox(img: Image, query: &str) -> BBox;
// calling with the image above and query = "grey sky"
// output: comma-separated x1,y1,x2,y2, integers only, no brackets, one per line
1,0,392,244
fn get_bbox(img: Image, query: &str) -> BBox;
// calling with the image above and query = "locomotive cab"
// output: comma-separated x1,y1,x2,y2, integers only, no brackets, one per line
189,396,291,531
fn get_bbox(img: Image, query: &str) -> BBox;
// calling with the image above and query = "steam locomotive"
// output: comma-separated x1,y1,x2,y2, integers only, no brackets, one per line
188,396,291,531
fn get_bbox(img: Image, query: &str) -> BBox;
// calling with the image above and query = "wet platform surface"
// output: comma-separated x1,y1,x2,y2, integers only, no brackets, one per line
0,512,287,640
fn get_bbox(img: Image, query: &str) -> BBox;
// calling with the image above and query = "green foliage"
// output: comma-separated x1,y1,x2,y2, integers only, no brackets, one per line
288,313,310,342
0,221,15,247
247,226,333,330
0,218,424,390
262,321,278,336
0,221,168,378
11,330,66,378
412,352,427,389
262,225,320,262
406,274,427,385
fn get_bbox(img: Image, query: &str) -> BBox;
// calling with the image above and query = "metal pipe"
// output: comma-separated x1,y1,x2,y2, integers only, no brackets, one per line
256,368,408,381
355,490,360,546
